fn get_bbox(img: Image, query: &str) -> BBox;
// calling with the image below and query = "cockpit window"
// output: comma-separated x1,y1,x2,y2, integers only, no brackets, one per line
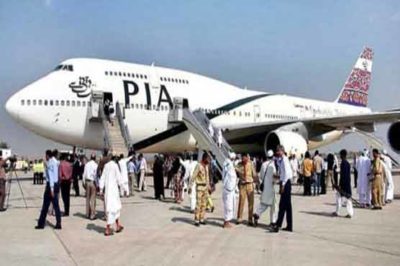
54,64,74,72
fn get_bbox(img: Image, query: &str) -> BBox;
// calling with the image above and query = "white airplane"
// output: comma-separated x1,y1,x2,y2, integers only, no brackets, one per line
5,47,400,155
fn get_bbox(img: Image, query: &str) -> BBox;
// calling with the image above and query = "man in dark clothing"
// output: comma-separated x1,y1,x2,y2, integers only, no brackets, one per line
332,149,354,218
153,155,165,200
72,155,81,197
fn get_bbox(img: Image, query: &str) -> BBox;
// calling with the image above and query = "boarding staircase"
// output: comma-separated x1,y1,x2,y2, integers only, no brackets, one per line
168,97,233,172
354,128,400,168
89,91,131,156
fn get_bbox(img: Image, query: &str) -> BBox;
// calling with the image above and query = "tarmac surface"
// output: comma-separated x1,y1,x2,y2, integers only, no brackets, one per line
1,172,400,266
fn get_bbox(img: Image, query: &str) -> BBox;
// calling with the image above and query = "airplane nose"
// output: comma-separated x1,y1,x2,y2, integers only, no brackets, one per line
5,94,19,121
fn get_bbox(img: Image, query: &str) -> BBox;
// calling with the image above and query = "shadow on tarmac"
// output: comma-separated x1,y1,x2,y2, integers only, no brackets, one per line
171,217,222,228
300,210,334,218
86,223,104,234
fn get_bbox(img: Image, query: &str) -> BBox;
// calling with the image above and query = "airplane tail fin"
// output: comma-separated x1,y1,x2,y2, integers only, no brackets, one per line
336,47,373,107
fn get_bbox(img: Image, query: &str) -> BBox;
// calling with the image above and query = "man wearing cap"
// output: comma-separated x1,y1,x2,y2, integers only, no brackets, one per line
236,153,257,226
253,150,278,227
371,149,384,210
381,150,394,203
356,150,371,208
222,152,238,228
189,153,211,226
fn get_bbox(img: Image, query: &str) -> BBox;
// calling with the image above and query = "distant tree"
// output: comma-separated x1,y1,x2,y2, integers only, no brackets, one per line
0,142,9,149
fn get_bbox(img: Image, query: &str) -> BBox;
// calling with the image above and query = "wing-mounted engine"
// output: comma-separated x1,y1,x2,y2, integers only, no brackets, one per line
388,122,400,152
264,122,308,155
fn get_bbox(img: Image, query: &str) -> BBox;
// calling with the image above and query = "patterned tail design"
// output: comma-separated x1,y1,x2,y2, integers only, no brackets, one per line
337,47,373,107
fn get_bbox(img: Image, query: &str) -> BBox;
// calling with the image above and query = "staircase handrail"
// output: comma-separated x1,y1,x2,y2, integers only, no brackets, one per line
98,102,112,150
115,102,132,148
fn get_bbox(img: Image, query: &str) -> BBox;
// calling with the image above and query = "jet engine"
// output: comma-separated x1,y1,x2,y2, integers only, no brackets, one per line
265,130,308,156
388,122,400,152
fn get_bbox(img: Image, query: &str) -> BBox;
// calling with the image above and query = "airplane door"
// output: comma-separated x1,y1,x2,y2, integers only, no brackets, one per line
150,64,160,109
150,63,160,89
253,105,261,123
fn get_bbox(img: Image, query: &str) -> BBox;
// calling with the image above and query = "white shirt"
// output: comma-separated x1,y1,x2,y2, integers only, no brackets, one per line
278,156,292,185
222,158,237,192
83,160,98,181
139,158,147,171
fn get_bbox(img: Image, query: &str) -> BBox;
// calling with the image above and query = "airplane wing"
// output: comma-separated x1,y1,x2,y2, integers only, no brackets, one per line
223,111,400,142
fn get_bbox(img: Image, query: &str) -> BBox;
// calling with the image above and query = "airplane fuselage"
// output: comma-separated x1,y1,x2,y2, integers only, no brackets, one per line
5,58,371,154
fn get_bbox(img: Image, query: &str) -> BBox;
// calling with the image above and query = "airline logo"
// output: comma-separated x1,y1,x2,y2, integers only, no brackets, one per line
338,47,373,107
69,76,95,98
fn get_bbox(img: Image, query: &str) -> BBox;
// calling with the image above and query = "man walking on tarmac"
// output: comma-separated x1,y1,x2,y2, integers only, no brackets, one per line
35,150,62,230
189,153,211,227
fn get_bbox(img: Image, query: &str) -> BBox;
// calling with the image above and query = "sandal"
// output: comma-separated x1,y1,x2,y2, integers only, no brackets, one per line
104,230,113,236
116,226,124,233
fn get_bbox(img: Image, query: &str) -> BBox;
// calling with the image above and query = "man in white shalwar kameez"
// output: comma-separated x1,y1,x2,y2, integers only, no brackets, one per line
253,150,278,227
381,150,394,203
356,150,371,208
222,152,237,228
189,155,199,212
118,155,131,197
99,155,124,236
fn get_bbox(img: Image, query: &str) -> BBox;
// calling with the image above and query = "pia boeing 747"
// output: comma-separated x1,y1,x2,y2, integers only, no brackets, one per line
5,47,400,155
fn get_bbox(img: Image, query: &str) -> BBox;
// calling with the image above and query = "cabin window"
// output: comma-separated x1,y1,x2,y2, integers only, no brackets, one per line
27,100,31,106
82,101,86,107
33,100,37,106
38,100,43,105
77,101,81,107
66,100,70,106
71,101,76,107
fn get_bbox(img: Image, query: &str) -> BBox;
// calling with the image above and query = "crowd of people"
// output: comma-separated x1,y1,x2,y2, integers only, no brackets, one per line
29,149,149,236
0,144,396,235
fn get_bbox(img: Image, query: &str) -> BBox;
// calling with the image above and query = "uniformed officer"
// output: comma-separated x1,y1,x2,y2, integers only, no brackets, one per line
371,149,384,210
236,153,257,226
189,152,211,226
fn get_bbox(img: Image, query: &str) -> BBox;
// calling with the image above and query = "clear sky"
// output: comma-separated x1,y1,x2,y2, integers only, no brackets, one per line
0,0,399,157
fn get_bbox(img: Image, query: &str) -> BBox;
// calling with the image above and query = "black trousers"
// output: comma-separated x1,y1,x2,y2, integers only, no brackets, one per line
166,172,173,188
277,180,293,230
60,180,71,215
38,173,44,184
320,171,326,194
72,177,80,196
37,183,61,227
303,176,312,196
353,168,358,188
33,172,38,185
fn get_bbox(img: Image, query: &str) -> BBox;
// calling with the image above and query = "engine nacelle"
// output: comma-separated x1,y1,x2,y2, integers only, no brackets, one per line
388,122,400,153
265,130,308,156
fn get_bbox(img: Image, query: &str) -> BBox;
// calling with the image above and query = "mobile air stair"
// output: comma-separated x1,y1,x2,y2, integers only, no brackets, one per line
168,97,233,172
89,91,132,156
